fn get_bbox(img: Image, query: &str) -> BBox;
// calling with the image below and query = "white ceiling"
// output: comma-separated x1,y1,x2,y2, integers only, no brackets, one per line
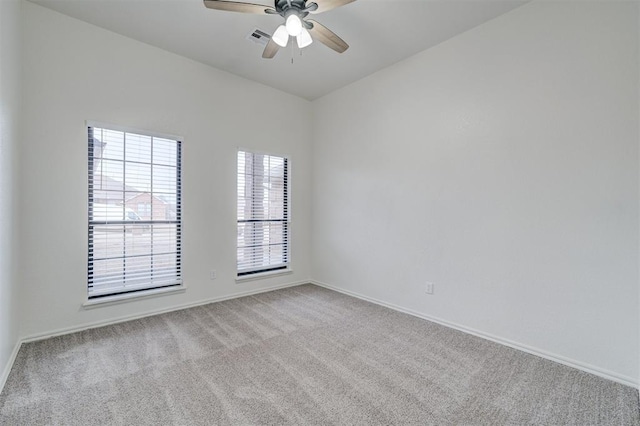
30,0,529,100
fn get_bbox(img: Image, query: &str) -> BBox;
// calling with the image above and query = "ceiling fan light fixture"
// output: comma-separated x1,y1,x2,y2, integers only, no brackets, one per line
285,14,303,36
203,0,352,59
297,28,313,49
272,25,289,47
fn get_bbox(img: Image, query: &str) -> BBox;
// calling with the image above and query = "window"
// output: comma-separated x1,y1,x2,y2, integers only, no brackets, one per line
88,124,182,299
137,202,152,218
237,150,290,277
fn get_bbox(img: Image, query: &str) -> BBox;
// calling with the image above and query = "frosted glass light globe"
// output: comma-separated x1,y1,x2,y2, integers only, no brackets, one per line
297,28,313,49
285,14,302,36
272,25,289,47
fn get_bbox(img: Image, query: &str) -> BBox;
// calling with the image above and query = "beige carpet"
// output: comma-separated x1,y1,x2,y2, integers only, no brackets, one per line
0,284,638,425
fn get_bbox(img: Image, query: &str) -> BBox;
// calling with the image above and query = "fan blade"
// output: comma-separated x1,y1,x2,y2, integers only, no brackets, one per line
203,0,272,14
307,20,349,53
262,37,280,58
309,0,356,14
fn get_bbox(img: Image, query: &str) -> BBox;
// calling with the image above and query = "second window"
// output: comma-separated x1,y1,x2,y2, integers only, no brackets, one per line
237,150,290,277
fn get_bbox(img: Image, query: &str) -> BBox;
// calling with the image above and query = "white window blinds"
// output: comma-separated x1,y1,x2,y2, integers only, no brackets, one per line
237,150,290,276
88,125,182,299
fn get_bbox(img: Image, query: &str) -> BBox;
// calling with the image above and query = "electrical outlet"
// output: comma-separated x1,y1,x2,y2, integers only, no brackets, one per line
425,282,434,294
210,270,217,280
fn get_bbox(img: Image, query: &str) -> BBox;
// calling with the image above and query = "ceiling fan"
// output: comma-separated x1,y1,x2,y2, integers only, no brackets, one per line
203,0,355,58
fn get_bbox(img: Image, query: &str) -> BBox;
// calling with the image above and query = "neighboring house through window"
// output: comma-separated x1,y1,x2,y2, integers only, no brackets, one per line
88,123,182,299
237,150,290,277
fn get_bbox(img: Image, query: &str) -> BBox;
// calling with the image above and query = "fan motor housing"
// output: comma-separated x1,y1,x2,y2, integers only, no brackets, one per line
275,0,307,13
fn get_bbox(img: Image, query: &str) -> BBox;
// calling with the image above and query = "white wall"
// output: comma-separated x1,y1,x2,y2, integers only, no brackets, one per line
0,0,22,387
19,1,312,338
312,1,639,384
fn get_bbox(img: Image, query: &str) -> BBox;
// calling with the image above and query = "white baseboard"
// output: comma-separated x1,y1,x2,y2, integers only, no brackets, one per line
21,280,309,344
0,339,22,396
311,280,638,389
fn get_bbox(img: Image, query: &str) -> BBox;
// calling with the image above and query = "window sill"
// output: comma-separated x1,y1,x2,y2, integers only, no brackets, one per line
82,284,186,309
236,269,293,283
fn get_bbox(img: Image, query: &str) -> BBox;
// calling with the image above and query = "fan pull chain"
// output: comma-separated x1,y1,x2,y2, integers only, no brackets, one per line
288,39,304,64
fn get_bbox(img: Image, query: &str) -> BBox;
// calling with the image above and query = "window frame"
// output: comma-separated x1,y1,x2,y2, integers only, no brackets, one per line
86,121,184,303
236,148,292,280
